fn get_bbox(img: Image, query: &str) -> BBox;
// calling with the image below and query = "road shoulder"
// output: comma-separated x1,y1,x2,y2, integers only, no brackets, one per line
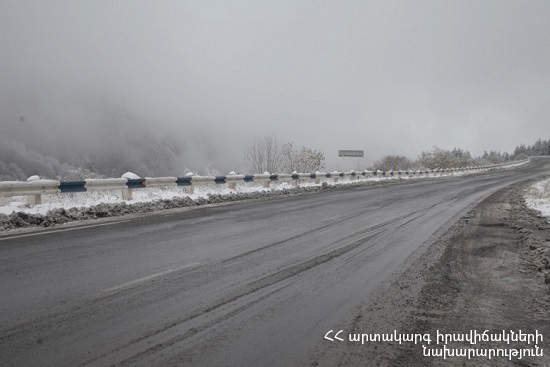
311,181,550,366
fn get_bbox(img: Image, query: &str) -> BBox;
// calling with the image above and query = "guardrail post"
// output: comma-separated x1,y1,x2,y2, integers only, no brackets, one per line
122,188,132,201
259,172,271,188
184,174,195,194
227,172,237,190
291,172,299,186
315,174,321,184
123,178,146,200
27,194,42,207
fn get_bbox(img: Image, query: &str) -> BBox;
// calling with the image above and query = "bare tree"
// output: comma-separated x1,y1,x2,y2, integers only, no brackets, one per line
244,135,283,174
244,136,325,174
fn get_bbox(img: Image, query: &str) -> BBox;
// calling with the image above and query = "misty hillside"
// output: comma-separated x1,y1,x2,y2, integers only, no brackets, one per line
0,98,186,180
1,88,548,182
0,132,182,182
0,133,181,182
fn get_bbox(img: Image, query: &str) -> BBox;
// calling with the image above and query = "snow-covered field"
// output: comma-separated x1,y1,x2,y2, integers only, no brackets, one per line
524,178,550,217
0,163,524,217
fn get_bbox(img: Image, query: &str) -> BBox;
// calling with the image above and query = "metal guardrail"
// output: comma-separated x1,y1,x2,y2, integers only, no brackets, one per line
0,160,528,207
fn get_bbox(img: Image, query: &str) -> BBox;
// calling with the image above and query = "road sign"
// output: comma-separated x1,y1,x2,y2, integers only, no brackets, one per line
338,150,364,157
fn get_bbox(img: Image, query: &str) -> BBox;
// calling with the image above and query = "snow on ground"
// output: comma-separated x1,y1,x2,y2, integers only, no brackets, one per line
0,177,404,215
524,178,550,217
0,162,528,216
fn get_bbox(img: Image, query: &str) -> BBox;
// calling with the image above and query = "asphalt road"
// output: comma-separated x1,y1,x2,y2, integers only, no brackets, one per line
1,159,549,367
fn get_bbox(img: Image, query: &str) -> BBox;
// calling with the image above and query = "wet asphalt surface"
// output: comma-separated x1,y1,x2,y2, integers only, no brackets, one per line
1,159,549,366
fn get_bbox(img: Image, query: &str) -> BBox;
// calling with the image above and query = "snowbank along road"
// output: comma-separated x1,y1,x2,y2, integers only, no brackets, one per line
1,158,549,366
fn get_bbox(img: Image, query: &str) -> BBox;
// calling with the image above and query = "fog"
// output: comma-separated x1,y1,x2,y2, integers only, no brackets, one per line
1,1,549,176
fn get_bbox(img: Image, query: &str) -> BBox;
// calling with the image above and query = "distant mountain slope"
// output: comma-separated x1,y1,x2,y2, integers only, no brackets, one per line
0,96,183,180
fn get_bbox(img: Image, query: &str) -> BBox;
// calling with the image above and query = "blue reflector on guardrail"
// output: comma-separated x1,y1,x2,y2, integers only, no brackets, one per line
244,175,254,182
269,174,278,181
176,177,192,186
126,178,146,189
59,181,87,193
214,176,226,184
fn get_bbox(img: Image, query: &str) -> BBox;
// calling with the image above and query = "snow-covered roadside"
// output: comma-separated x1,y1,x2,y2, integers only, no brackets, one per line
0,170,485,216
0,162,528,231
524,178,550,217
0,180,378,231
0,178,380,216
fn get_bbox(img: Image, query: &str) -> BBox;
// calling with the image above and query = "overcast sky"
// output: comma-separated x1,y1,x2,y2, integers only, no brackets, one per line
1,1,549,172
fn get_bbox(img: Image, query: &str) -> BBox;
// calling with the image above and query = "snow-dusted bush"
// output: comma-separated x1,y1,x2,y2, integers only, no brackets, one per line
373,155,415,172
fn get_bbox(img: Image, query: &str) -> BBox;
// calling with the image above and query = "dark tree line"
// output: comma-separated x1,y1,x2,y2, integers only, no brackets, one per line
480,138,550,162
512,139,550,158
372,137,550,171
